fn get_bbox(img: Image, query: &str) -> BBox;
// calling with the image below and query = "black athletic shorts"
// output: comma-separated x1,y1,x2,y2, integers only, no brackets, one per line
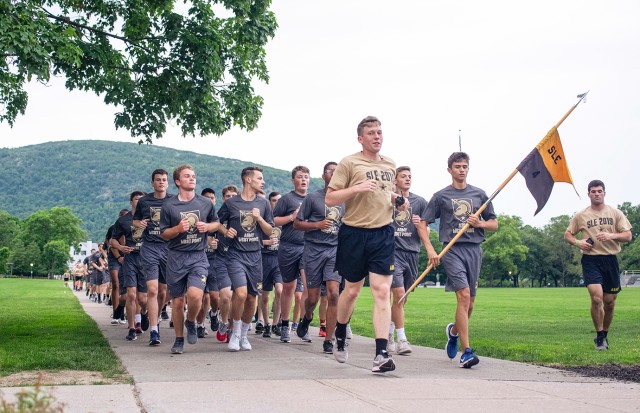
581,254,621,294
335,223,395,283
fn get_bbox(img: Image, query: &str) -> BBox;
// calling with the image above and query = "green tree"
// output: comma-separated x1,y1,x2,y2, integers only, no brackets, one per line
480,215,528,287
0,246,10,273
1,0,277,142
10,240,41,276
618,202,640,242
0,210,21,250
19,207,85,248
543,215,580,287
519,225,554,287
41,239,70,275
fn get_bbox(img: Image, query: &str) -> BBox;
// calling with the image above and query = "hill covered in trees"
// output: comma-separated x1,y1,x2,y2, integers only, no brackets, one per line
0,140,322,241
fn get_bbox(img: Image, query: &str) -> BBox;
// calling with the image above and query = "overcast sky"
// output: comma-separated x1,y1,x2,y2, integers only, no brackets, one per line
2,0,639,228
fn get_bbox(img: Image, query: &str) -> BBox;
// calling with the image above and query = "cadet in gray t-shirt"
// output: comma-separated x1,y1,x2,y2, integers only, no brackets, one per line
424,152,498,369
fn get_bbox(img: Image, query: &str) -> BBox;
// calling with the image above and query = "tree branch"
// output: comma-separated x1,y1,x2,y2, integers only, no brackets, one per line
41,8,153,54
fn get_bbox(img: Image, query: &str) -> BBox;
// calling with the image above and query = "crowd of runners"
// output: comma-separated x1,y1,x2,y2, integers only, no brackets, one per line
71,115,499,373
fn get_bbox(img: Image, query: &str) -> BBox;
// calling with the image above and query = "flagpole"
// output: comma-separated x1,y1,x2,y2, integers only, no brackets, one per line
399,92,589,303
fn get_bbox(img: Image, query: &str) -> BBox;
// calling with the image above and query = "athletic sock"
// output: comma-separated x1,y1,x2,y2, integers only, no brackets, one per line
302,314,312,324
319,319,326,327
375,338,388,356
281,319,289,328
135,314,142,324
396,328,407,341
597,330,605,338
241,321,250,337
335,322,347,349
603,330,608,338
150,326,158,333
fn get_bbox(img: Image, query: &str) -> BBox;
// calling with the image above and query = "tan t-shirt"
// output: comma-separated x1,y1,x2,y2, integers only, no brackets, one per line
566,204,632,255
328,151,396,228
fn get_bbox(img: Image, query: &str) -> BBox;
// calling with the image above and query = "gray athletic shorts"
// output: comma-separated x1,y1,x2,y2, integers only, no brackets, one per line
108,255,121,271
391,249,419,291
303,243,341,289
122,253,147,293
261,253,282,291
101,270,110,285
140,242,168,284
278,242,304,283
441,243,483,297
226,249,262,296
90,271,100,285
213,254,231,291
166,250,208,297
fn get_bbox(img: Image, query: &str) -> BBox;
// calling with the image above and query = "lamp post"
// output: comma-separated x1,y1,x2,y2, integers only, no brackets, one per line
30,263,33,279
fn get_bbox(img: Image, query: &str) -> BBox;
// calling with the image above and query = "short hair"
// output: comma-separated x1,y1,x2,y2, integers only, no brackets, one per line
588,180,605,192
268,191,280,201
222,185,239,197
323,162,337,173
173,165,194,185
396,166,411,175
357,116,381,136
241,166,263,183
447,152,470,168
130,191,145,201
118,208,129,217
151,168,168,181
201,188,215,196
291,165,310,179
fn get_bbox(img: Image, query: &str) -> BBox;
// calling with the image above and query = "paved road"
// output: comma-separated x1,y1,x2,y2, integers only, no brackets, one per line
2,289,639,412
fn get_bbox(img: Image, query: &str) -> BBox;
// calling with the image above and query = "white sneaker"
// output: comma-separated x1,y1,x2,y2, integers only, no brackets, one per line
387,333,397,353
119,319,127,325
240,336,252,351
346,323,353,339
110,318,120,325
228,333,241,352
397,339,412,355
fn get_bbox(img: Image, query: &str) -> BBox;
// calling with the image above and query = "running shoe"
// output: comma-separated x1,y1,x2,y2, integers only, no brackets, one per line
296,317,310,339
459,348,479,368
171,338,184,354
323,340,334,354
272,324,281,336
228,333,241,351
216,322,228,342
126,328,137,341
387,333,397,353
255,320,264,334
185,320,198,345
372,351,396,373
594,335,607,351
299,331,312,343
291,322,299,332
210,311,219,331
397,339,412,355
240,336,252,351
334,339,348,363
135,322,143,335
262,324,271,338
280,325,291,343
346,323,353,339
161,308,169,320
319,325,327,337
445,323,459,359
197,325,206,339
110,317,120,325
141,312,149,332
149,330,161,346
603,336,609,350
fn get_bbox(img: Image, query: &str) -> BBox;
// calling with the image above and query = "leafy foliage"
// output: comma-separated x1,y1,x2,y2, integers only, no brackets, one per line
0,140,323,242
1,0,277,142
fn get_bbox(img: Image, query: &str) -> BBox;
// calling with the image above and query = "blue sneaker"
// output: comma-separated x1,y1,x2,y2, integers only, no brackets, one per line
445,323,458,359
149,330,161,346
459,348,479,368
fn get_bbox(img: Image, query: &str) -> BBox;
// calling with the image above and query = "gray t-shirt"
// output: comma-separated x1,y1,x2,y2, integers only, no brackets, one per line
392,192,428,253
134,193,175,244
425,184,496,244
297,188,344,246
217,195,274,252
273,191,305,245
159,194,219,252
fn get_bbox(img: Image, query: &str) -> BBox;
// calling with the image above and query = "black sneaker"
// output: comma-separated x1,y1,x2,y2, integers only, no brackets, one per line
197,325,206,339
262,324,271,338
185,320,198,344
594,335,607,351
126,328,137,341
296,317,310,339
323,340,334,354
141,312,149,332
161,308,169,320
255,321,264,334
210,311,219,331
272,324,281,336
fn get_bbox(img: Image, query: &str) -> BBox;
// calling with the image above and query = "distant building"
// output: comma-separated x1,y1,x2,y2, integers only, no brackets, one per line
69,241,98,269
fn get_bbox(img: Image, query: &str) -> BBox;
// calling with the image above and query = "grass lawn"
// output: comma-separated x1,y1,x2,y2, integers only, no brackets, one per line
0,279,128,380
348,287,640,366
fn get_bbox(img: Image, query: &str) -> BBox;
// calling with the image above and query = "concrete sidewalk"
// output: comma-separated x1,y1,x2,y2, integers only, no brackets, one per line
2,288,639,412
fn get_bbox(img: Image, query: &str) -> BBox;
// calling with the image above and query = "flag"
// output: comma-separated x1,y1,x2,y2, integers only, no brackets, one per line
517,126,577,215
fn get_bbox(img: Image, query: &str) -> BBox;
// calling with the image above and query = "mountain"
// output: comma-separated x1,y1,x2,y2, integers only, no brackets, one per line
0,140,322,241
